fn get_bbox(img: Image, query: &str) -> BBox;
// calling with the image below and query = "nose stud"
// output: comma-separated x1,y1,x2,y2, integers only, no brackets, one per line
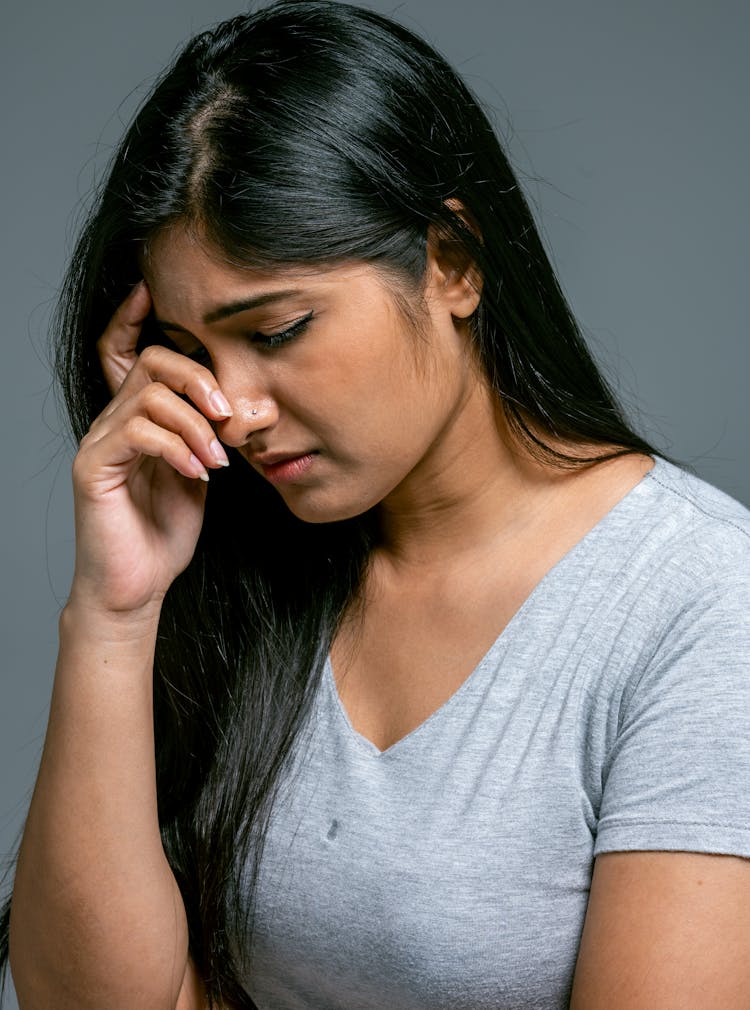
251,408,258,416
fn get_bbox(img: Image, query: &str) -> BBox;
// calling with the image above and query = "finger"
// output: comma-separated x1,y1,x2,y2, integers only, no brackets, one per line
81,413,213,483
96,280,152,395
102,343,233,424
90,382,231,472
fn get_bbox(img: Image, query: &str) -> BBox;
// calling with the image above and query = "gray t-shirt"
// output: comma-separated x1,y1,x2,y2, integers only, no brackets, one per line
241,456,750,1009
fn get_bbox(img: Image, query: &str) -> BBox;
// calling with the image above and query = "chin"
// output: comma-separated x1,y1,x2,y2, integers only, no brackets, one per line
275,486,380,526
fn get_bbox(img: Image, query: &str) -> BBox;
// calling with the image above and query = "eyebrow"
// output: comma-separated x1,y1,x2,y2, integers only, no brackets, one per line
155,289,303,332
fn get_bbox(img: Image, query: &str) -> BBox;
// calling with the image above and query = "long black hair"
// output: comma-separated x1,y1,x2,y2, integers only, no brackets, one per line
1,2,659,1006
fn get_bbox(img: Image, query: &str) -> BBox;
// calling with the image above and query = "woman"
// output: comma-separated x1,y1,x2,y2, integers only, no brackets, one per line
3,1,750,1007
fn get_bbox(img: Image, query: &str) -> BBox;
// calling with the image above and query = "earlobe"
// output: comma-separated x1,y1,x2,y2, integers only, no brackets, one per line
426,201,483,319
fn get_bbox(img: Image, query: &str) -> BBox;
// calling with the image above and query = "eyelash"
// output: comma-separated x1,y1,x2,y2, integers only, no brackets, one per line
255,310,314,349
182,311,314,363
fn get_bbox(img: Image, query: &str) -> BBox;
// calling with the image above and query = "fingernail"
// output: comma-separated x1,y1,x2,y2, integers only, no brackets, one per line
210,439,230,466
210,390,233,416
189,454,210,482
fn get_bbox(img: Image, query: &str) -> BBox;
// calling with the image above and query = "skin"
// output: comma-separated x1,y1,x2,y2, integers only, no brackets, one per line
141,225,487,528
10,223,750,1010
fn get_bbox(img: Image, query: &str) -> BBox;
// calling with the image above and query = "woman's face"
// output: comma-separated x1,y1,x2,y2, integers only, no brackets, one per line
144,228,483,523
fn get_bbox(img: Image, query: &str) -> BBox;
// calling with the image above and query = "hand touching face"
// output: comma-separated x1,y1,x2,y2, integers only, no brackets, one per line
70,279,236,613
142,227,483,525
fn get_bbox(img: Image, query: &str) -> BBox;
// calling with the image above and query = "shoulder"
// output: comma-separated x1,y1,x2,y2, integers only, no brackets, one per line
570,455,750,650
608,457,750,691
635,455,750,580
582,456,750,631
591,463,750,856
579,459,750,802
575,462,750,1005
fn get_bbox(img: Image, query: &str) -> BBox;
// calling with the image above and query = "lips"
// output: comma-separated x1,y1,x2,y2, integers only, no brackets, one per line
249,450,313,467
248,450,318,483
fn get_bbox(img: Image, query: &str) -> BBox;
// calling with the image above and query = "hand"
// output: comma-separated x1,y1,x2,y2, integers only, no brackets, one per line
69,281,234,615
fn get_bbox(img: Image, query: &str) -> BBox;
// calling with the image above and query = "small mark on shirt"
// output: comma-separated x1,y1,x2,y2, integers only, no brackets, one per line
327,819,339,840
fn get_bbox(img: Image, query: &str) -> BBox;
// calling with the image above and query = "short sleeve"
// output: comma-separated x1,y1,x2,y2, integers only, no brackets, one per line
594,568,750,858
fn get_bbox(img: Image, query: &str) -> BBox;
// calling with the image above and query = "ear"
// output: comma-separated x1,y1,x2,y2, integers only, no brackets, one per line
425,198,483,319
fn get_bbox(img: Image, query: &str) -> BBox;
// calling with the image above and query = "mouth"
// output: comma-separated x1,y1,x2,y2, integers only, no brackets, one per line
250,451,319,484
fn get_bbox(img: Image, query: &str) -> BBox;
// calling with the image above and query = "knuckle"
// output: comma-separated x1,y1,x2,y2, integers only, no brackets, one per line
186,374,213,402
76,437,96,462
138,343,162,367
72,446,97,486
166,430,186,453
142,381,170,406
123,415,149,442
78,424,105,452
71,449,88,478
190,359,213,380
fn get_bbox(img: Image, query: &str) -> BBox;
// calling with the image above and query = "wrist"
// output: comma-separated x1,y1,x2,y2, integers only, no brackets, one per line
60,590,164,644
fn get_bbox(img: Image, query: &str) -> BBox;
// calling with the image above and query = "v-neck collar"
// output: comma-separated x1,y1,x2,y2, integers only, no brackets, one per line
325,455,661,758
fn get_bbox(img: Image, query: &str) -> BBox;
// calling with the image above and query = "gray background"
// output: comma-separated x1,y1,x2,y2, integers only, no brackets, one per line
1,1,747,1004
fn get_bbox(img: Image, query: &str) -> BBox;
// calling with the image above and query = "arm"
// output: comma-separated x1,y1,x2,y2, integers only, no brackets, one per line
9,282,234,1009
570,850,750,1009
571,552,750,1008
10,603,190,1009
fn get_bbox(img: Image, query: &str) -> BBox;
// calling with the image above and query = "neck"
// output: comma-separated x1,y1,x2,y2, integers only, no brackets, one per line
374,381,564,573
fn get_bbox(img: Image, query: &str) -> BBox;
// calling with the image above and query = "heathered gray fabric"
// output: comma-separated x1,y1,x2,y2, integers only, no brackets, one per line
241,456,750,1009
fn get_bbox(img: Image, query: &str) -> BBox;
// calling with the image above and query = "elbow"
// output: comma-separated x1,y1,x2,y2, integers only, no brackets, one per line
9,894,187,1010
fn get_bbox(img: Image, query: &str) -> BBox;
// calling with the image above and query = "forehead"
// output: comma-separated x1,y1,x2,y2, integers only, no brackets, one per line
143,228,312,304
141,226,399,323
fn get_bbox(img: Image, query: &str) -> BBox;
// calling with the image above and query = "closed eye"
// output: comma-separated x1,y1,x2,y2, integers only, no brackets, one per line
167,311,314,365
252,310,314,349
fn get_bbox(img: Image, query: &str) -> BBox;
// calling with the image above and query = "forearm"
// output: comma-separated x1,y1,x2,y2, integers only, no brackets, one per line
9,601,189,1010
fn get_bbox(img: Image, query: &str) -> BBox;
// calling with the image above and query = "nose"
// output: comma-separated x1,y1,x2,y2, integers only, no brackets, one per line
215,392,280,448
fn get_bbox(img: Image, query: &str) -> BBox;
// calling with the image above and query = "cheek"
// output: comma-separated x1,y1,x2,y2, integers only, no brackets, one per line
289,313,461,455
287,334,410,427
332,371,439,459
